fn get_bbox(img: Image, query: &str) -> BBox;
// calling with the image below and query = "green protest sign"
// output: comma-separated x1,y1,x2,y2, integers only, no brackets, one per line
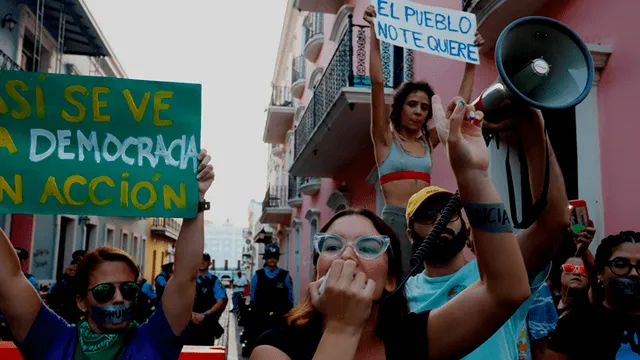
0,71,202,218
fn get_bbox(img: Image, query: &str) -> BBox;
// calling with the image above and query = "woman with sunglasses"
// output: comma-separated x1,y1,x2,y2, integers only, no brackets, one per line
546,231,640,359
555,257,593,317
250,96,532,359
0,149,215,360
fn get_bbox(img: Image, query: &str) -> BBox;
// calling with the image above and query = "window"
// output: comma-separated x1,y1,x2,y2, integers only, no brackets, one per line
56,216,75,281
85,224,98,250
21,35,39,72
122,231,130,253
132,234,139,263
105,225,115,247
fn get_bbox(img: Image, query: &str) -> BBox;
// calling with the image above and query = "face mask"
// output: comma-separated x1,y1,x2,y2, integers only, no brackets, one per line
609,277,640,298
91,302,134,325
411,226,467,265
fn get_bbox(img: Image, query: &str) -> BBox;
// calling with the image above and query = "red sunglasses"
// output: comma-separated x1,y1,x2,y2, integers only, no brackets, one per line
561,264,587,276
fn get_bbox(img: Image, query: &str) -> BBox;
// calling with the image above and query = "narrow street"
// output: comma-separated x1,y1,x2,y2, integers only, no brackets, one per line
217,291,249,360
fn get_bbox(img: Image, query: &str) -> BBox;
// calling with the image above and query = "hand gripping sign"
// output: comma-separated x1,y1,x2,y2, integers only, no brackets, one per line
371,0,479,64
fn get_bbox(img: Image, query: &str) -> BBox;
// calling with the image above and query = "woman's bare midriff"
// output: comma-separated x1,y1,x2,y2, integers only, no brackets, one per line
381,179,431,208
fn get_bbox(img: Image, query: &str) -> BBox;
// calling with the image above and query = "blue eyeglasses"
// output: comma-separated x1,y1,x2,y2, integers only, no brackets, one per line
313,233,391,260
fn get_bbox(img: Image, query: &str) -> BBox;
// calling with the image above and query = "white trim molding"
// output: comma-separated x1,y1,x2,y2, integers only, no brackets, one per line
330,5,355,42
304,208,321,222
290,217,302,228
576,44,612,251
308,66,324,90
294,105,306,124
327,191,349,213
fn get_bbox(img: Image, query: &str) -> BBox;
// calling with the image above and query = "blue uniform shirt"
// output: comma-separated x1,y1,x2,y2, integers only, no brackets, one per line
141,281,157,300
197,273,227,301
250,267,293,305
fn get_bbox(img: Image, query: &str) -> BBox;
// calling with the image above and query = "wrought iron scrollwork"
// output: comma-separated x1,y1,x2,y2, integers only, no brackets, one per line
292,14,410,163
292,55,306,85
303,13,324,45
0,49,22,71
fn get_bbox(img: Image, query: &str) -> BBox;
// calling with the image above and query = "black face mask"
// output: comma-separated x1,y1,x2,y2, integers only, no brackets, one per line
609,277,640,299
411,226,467,265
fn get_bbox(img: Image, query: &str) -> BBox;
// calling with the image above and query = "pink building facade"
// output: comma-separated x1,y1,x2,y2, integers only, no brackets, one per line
262,0,631,304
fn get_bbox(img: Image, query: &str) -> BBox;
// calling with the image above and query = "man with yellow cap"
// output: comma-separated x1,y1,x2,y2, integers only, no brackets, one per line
403,106,570,359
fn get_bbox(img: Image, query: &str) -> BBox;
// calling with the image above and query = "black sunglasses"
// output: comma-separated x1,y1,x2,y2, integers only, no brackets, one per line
413,208,460,225
607,257,640,277
88,281,140,304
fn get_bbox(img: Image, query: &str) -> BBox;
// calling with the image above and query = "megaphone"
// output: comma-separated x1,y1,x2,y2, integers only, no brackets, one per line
472,16,594,121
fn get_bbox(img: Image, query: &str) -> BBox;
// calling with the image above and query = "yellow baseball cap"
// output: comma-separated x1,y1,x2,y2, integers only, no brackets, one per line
406,186,454,225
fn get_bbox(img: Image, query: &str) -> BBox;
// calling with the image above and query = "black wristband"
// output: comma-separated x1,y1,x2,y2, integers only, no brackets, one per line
198,201,210,212
463,202,514,233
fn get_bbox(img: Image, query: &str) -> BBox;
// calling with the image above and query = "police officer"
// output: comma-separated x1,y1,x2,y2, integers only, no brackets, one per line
249,244,293,343
47,258,83,324
186,253,228,345
154,262,173,303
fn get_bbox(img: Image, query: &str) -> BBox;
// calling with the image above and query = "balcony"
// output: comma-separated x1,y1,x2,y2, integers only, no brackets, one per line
300,177,321,196
0,49,23,72
303,13,324,62
150,218,181,241
463,0,553,54
291,55,306,99
270,144,285,158
290,16,411,178
260,186,292,225
294,0,342,14
287,175,302,208
263,85,295,144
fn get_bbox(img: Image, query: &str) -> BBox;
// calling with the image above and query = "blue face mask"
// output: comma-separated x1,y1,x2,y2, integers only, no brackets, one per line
609,277,640,298
91,302,134,325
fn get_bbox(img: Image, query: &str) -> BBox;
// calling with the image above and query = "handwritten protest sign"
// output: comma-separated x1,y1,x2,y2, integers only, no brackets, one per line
371,0,479,64
0,71,202,218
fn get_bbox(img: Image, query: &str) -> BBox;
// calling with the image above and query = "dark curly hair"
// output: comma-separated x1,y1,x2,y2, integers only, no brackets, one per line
595,230,640,272
390,81,436,138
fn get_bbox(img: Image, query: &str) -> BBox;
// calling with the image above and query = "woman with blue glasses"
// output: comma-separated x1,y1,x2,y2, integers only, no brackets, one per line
250,96,532,359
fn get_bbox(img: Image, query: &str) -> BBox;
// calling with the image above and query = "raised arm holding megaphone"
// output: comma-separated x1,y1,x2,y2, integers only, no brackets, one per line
470,16,594,283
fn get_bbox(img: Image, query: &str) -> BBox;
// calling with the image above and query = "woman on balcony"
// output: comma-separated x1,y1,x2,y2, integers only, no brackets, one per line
364,5,484,275
0,150,214,360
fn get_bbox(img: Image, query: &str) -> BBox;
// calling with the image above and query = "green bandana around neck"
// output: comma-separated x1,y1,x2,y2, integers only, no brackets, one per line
74,319,139,360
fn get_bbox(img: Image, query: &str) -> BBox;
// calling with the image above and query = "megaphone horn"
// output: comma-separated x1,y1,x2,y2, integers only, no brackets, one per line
472,16,595,122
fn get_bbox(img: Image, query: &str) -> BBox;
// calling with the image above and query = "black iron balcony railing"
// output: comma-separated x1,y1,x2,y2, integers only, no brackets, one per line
294,15,405,160
462,0,474,11
262,185,288,213
288,174,301,200
301,176,320,184
0,49,23,72
271,85,293,107
303,13,324,45
292,55,306,85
